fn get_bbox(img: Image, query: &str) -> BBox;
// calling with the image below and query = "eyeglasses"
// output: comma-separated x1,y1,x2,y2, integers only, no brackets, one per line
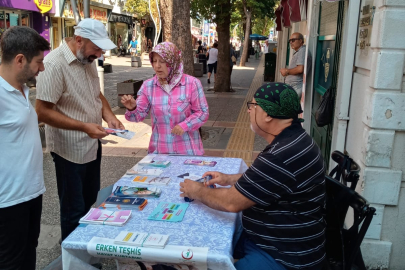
246,102,258,110
289,38,301,43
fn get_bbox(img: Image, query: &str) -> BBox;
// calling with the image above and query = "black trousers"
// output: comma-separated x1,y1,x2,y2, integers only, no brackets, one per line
0,195,43,270
51,141,101,241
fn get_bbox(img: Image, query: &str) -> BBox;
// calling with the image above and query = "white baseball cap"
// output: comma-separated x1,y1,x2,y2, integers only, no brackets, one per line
74,18,116,50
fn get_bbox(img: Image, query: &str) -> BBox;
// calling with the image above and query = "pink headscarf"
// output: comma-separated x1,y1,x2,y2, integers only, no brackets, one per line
149,41,184,91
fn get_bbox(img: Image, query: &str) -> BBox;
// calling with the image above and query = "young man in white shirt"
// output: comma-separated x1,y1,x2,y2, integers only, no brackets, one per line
0,26,49,270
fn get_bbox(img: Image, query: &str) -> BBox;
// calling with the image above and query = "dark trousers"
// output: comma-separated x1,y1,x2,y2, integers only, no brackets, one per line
51,141,101,241
0,195,42,270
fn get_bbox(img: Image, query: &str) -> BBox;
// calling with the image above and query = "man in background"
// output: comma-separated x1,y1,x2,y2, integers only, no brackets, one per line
280,32,311,98
0,26,49,270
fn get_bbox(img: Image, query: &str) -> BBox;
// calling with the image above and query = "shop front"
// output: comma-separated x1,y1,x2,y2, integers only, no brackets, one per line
62,0,109,38
109,13,132,55
0,0,55,58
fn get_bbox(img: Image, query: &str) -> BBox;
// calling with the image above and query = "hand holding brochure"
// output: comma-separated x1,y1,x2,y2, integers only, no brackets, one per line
104,128,135,140
114,231,169,249
79,208,131,226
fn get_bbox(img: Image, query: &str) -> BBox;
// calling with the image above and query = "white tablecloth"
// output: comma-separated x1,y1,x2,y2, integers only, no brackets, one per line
62,155,249,270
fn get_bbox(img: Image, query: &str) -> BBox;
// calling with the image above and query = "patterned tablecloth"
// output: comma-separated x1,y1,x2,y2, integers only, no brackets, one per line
62,154,249,270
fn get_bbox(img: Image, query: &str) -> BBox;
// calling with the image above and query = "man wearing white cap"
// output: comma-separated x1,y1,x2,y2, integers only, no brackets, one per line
36,19,124,241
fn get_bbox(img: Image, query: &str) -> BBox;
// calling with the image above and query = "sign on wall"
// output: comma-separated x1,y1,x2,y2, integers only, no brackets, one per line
63,1,108,24
34,0,53,13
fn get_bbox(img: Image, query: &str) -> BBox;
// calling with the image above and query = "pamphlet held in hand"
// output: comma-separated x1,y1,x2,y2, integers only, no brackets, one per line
104,127,135,140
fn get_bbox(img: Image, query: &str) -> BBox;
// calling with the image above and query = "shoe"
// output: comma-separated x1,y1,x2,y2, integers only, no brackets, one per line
208,79,210,84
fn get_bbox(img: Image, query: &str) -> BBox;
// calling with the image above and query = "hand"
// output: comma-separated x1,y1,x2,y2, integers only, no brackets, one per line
280,68,289,77
202,171,230,186
179,179,204,200
171,125,185,136
83,123,108,139
107,117,125,130
121,95,137,111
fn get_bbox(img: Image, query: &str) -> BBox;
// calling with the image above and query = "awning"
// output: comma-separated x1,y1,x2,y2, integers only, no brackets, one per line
275,0,308,31
192,34,202,41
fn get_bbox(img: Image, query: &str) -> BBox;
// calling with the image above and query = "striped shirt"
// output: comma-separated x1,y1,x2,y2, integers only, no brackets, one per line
235,120,326,270
125,74,208,155
36,40,102,164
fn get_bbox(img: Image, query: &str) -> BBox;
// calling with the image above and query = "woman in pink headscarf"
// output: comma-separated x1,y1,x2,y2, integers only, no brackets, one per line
121,42,209,155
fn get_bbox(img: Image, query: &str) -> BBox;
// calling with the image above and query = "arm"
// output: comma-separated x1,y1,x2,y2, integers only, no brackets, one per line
36,100,108,139
180,180,255,212
280,65,304,77
177,79,209,132
100,93,125,129
124,84,151,123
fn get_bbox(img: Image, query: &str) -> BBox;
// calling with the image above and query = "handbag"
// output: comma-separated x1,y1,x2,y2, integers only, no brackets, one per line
231,55,237,64
315,87,335,127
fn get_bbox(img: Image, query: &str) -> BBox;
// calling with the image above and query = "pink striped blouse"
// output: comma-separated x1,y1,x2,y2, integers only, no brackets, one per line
125,74,209,155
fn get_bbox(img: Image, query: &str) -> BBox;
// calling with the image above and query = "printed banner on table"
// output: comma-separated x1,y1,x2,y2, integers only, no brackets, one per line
87,237,208,270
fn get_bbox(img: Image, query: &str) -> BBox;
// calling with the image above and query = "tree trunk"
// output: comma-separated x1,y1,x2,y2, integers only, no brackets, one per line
172,0,194,76
213,1,231,92
159,0,172,41
240,2,251,67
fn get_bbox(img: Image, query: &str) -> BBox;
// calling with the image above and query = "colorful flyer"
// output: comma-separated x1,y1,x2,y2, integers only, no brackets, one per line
183,159,217,167
148,202,189,222
104,128,135,140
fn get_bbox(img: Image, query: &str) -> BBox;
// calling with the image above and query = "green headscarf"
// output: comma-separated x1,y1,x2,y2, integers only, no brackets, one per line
254,82,303,121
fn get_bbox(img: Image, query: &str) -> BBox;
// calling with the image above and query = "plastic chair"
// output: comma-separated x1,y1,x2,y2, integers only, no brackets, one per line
324,174,376,270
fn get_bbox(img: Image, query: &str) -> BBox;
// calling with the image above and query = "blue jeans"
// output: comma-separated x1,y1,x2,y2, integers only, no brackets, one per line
51,141,101,240
234,232,287,270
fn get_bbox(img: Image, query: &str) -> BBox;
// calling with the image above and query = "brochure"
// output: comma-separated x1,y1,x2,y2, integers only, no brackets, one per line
113,186,162,198
132,176,171,185
138,160,171,168
148,202,189,222
101,196,148,211
79,208,131,226
114,231,170,249
104,128,135,140
126,165,164,176
183,159,217,167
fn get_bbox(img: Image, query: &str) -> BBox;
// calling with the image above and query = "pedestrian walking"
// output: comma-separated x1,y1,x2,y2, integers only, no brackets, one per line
121,41,209,155
254,41,261,59
128,36,138,56
0,26,49,270
230,43,237,91
36,18,124,241
147,39,153,52
117,34,122,56
206,43,218,84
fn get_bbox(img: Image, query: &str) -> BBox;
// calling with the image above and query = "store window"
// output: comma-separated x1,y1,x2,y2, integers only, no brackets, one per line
64,19,75,38
6,13,19,28
21,14,30,27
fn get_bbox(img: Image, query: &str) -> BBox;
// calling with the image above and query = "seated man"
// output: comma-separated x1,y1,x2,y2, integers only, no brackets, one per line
180,82,325,270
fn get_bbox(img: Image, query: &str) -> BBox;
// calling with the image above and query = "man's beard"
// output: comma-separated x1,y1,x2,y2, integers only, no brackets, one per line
77,46,97,64
17,63,37,84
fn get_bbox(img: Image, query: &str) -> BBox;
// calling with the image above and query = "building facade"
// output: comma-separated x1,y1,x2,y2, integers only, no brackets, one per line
0,0,55,58
275,0,405,268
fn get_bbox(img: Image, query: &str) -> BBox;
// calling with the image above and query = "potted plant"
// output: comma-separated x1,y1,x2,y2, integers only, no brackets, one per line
117,79,144,107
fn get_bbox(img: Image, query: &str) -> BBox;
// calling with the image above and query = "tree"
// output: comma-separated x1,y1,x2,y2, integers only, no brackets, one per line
124,0,149,17
159,0,172,41
191,0,233,92
234,0,277,66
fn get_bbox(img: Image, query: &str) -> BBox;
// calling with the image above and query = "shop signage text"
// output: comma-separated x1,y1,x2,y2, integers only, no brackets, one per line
109,14,132,25
34,0,53,13
63,1,107,24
